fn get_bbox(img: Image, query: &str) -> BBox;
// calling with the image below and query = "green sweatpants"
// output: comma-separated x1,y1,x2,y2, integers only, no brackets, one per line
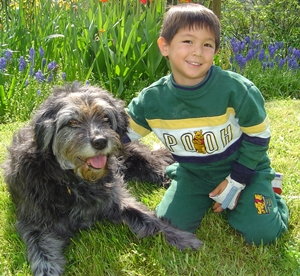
156,160,289,245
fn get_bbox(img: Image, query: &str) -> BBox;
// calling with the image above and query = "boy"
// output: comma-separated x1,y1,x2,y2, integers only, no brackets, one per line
123,3,289,245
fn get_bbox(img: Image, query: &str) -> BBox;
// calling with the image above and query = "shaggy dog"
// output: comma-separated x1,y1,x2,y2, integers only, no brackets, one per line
2,83,202,276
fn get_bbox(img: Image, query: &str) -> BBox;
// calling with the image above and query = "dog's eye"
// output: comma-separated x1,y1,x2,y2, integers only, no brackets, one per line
103,115,110,124
68,119,79,127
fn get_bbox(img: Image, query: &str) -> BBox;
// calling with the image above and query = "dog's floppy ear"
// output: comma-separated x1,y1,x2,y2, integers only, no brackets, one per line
32,102,62,152
114,108,130,138
106,96,129,138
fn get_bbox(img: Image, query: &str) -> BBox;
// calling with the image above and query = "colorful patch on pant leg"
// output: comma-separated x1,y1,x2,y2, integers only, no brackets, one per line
254,194,272,214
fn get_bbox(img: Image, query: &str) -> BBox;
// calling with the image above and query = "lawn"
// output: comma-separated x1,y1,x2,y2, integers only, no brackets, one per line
0,99,299,276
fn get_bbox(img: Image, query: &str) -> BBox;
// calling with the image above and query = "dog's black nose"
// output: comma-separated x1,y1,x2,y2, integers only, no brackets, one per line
91,137,108,150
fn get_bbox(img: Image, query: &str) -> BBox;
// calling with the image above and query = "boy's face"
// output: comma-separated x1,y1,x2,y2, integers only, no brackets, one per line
158,27,218,86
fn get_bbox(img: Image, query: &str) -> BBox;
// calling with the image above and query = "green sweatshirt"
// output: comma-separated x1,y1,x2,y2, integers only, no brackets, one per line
124,65,271,184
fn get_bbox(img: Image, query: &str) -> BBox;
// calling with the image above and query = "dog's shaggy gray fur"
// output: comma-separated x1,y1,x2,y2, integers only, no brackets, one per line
2,83,202,276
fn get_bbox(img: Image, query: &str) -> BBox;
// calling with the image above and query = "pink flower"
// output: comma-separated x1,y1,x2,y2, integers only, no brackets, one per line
140,0,147,4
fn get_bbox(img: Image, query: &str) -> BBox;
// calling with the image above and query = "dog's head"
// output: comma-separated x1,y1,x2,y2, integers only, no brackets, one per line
33,83,129,183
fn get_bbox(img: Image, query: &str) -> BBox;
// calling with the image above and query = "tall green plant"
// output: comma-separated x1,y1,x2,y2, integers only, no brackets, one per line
84,0,166,96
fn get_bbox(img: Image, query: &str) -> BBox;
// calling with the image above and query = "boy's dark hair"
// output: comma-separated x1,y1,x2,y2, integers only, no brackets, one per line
160,4,221,52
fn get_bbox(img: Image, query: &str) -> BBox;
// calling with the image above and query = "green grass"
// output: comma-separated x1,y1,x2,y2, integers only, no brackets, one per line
0,99,299,276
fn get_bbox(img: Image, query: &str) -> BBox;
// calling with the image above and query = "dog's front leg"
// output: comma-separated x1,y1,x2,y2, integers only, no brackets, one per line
122,142,174,187
17,221,68,276
121,204,203,250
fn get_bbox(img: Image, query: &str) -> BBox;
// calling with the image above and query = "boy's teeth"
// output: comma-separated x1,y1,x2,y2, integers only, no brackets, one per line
188,61,200,65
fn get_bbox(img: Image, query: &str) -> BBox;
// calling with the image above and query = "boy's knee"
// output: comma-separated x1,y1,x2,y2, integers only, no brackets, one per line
241,225,287,245
234,211,288,246
156,204,199,234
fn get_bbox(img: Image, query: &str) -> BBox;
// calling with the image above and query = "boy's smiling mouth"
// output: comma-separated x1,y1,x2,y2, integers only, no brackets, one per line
186,61,201,66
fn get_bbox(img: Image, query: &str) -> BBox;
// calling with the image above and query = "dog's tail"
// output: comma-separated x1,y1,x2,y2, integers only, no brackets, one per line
121,206,203,250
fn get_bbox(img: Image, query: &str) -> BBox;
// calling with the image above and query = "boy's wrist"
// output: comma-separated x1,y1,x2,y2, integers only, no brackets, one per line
209,175,245,210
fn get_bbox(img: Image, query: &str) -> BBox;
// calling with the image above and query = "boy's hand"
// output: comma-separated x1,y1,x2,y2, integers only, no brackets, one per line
209,175,245,213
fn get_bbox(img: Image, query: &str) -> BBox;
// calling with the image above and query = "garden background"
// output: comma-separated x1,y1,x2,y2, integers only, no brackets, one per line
0,0,299,275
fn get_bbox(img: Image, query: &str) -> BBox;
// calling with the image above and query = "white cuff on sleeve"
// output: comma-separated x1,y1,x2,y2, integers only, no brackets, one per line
209,175,245,210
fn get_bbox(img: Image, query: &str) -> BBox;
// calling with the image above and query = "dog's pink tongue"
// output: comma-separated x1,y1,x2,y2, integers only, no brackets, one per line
87,154,107,169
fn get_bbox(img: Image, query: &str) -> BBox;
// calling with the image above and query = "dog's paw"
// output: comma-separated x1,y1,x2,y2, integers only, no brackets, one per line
161,176,172,188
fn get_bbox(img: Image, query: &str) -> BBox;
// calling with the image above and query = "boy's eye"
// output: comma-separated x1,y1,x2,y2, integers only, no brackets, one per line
204,43,213,48
183,40,192,44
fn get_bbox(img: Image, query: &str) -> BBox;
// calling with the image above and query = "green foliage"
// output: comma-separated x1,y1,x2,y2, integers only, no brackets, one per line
85,0,167,96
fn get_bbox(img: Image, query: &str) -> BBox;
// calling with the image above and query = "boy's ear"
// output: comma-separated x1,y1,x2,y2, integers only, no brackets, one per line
157,37,169,57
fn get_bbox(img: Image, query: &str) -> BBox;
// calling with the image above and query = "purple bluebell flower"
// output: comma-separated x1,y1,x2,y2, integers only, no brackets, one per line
39,47,44,58
30,66,34,76
5,49,12,61
48,73,54,83
42,58,47,68
276,42,284,49
268,61,274,68
278,58,286,69
47,61,57,71
262,62,267,70
233,46,239,54
35,70,45,82
251,39,262,50
19,56,27,71
244,36,251,44
29,47,35,62
293,48,300,59
25,79,29,87
258,49,265,62
265,54,269,62
235,54,246,70
288,57,299,70
37,89,41,96
62,72,66,80
268,44,278,59
246,49,255,61
240,42,246,51
0,57,7,70
230,38,236,48
270,50,276,59
86,80,90,85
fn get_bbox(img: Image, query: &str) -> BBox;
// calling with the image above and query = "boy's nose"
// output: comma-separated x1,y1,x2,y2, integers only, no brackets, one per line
192,47,203,56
